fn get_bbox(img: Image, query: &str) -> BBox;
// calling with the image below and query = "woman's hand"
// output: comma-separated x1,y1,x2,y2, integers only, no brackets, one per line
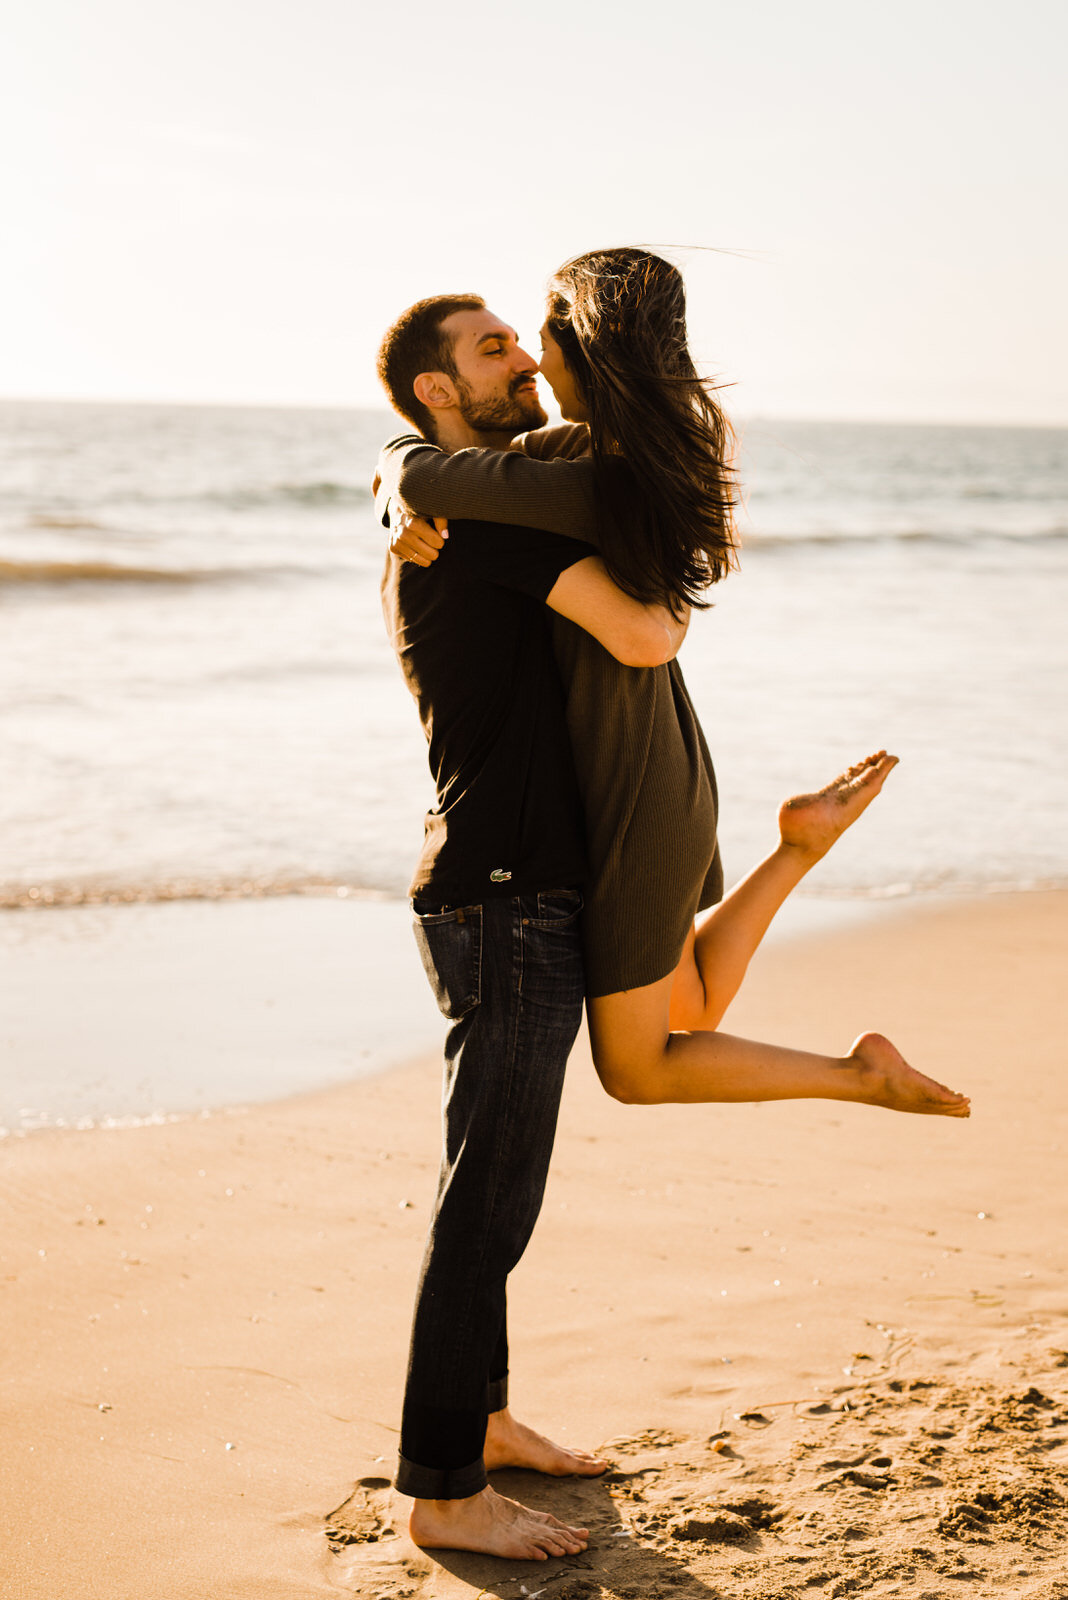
390,502,449,567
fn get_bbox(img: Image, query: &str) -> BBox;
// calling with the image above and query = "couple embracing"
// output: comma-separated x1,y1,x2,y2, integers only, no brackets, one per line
372,247,969,1562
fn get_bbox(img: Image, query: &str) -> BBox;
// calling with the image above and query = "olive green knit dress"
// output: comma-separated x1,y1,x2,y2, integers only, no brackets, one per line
376,425,723,997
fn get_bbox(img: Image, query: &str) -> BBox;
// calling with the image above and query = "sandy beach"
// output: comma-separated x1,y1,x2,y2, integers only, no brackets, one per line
3,889,1067,1600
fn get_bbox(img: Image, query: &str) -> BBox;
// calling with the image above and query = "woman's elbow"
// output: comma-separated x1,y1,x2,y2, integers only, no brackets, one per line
614,621,677,668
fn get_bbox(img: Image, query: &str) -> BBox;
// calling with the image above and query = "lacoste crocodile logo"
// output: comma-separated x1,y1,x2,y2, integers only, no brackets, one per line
489,868,513,883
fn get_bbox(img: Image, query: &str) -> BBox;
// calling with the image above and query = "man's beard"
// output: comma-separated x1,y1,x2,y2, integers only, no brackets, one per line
455,374,547,435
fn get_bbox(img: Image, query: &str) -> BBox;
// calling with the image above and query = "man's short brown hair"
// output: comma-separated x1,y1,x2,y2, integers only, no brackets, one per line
376,294,486,439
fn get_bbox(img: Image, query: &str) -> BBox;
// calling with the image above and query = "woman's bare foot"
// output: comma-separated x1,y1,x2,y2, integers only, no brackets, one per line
484,1408,608,1477
409,1485,589,1559
845,1031,970,1117
779,751,899,863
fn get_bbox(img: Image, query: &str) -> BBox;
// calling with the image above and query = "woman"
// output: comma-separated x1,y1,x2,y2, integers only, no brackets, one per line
381,248,969,1118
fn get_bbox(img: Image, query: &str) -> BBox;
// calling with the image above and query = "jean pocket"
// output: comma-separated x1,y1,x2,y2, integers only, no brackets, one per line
528,888,584,929
412,905,482,1020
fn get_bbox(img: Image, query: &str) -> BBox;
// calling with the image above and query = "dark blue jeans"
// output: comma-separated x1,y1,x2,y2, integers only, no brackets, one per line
395,889,585,1500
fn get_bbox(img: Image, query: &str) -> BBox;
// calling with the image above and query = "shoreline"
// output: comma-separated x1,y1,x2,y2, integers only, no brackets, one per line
6,869,1066,913
2,887,1066,1598
0,894,443,1138
3,883,1061,1140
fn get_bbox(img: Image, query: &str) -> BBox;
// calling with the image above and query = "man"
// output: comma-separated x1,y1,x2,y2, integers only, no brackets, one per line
374,295,684,1560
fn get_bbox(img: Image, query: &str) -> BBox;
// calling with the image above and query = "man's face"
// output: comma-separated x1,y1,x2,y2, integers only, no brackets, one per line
440,309,548,434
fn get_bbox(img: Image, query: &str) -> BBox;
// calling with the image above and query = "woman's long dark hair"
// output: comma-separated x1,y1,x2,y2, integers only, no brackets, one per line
547,247,737,611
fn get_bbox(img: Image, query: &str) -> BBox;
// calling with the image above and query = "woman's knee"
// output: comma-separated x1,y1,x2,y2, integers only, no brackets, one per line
592,1047,662,1105
587,982,676,1105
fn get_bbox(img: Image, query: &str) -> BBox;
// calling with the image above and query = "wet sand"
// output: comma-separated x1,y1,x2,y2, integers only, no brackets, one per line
2,890,1066,1599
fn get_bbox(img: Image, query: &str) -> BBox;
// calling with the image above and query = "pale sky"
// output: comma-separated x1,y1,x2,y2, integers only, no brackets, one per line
2,0,1065,422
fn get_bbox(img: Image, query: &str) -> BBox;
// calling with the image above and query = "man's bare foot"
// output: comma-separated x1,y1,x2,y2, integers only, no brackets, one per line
484,1407,608,1477
409,1484,589,1559
779,751,899,863
845,1031,971,1117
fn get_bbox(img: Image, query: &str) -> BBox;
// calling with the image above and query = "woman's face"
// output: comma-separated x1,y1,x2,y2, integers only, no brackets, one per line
538,323,589,423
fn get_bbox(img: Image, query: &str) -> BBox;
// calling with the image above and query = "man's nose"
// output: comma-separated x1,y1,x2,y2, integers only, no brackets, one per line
513,344,538,374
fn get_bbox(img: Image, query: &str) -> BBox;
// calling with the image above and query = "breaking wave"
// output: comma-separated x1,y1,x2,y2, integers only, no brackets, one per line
0,556,324,585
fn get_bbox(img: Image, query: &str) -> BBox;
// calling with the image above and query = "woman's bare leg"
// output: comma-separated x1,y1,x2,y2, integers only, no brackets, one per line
670,752,898,1032
589,971,969,1116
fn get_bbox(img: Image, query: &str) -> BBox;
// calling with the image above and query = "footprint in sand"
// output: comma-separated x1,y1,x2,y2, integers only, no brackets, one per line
601,1427,686,1455
324,1477,435,1595
669,1508,754,1545
324,1475,396,1549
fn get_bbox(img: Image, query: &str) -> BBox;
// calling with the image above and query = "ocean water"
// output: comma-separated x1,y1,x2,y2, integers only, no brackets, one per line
3,400,1067,911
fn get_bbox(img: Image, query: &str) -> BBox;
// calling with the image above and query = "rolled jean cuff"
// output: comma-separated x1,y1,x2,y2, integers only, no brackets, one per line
486,1375,508,1414
395,1451,487,1501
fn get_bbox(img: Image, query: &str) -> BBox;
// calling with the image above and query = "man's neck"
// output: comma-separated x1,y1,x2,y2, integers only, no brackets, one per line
433,417,517,455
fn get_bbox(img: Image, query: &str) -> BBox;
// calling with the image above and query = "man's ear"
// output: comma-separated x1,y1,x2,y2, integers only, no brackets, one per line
413,371,457,415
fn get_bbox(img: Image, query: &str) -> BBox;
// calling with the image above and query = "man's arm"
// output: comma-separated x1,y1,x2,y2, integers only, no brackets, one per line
546,555,689,668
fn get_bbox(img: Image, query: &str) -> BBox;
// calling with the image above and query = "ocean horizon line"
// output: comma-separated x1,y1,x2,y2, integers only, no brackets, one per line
2,393,1067,433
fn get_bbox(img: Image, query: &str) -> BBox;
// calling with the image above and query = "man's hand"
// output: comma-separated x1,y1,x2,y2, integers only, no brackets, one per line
391,505,450,567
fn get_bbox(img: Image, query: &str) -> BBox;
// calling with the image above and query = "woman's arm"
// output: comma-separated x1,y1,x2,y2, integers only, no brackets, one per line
546,558,689,668
376,434,599,544
510,422,591,462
